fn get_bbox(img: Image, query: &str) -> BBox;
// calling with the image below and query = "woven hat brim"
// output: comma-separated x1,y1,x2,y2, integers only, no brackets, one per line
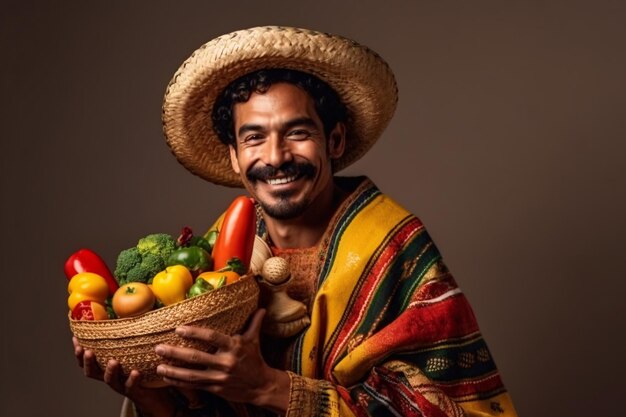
163,26,398,187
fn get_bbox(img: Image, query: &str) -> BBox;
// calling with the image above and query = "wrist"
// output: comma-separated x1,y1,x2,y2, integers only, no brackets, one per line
253,368,291,414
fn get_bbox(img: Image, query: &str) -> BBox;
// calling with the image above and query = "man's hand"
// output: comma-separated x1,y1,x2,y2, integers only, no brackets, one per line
154,309,290,414
72,337,175,417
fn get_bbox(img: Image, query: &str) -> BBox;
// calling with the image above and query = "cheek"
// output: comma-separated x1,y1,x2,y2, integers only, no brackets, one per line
316,147,333,172
296,142,328,164
235,151,257,173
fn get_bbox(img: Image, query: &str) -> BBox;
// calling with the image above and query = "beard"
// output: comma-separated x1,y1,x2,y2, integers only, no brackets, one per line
246,161,317,220
257,193,311,220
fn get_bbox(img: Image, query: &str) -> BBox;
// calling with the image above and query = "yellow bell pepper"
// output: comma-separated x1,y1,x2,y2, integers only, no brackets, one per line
151,265,193,306
67,272,109,310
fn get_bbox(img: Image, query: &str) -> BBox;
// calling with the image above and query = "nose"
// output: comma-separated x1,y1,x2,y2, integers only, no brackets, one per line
264,135,293,168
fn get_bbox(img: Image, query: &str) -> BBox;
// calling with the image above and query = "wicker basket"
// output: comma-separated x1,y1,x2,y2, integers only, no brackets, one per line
69,274,259,387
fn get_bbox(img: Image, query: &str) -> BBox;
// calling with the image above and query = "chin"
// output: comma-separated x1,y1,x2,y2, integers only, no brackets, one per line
258,195,310,220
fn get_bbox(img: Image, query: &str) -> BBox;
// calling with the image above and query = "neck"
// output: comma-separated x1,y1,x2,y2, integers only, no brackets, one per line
263,182,346,249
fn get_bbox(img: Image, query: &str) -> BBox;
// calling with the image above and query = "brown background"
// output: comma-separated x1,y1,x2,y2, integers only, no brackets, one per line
1,1,625,416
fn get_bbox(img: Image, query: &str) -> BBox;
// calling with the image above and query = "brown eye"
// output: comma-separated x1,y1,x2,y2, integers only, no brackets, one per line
243,133,264,143
287,130,310,140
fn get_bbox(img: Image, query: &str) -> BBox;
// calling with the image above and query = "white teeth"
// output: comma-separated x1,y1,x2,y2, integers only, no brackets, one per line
266,175,297,185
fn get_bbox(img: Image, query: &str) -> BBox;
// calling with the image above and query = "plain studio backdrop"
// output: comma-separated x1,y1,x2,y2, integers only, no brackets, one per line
1,1,624,416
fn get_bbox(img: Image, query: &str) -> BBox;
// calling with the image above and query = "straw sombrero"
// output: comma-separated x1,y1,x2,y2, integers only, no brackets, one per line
162,26,398,187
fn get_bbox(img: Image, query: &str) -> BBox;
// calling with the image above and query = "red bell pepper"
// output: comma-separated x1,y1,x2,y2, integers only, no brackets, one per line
64,248,119,295
212,196,256,274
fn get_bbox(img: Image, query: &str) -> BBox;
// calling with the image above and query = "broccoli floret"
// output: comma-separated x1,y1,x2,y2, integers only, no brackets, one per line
137,233,177,261
125,253,164,284
114,234,176,285
114,247,142,284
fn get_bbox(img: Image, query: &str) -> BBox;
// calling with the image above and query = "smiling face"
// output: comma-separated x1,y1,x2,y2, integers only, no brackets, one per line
229,82,345,221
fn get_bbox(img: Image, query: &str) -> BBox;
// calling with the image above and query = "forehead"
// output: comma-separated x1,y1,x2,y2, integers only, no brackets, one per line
232,83,319,127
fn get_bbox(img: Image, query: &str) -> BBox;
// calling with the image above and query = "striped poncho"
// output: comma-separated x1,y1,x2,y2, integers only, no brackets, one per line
253,176,517,417
124,176,517,417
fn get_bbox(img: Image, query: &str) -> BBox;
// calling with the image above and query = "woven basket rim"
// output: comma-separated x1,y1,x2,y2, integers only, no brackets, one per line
69,274,257,337
68,274,259,385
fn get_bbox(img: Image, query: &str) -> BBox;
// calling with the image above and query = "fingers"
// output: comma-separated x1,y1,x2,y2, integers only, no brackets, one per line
72,337,147,399
73,337,84,368
103,359,121,385
83,350,104,380
72,336,80,350
153,309,269,399
125,370,143,391
243,309,266,341
175,326,232,350
173,309,266,349
103,361,144,397
156,363,220,388
155,344,221,369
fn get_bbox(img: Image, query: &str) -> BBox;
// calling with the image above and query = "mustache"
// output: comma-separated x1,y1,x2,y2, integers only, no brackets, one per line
246,162,317,182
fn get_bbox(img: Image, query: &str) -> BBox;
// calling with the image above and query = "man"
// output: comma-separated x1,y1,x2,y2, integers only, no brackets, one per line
74,26,517,417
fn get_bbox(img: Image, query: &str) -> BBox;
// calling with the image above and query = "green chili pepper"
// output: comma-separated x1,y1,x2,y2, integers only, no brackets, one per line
166,246,212,274
203,229,219,250
187,277,214,298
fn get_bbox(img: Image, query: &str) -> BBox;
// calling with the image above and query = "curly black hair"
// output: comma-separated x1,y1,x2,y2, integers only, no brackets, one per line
212,68,348,146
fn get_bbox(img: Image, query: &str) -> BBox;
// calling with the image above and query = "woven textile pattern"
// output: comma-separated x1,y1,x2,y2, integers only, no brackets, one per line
277,177,517,417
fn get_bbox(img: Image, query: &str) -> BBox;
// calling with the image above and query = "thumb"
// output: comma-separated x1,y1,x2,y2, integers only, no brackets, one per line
243,308,266,341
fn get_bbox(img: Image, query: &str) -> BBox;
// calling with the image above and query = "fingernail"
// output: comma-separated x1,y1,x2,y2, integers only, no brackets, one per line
175,327,187,336
155,345,165,355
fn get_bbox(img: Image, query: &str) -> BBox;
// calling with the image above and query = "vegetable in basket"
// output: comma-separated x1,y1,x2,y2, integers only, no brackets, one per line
197,270,240,287
151,265,193,306
67,272,109,310
64,248,118,295
71,300,109,320
203,229,218,249
137,233,177,259
167,246,212,275
112,282,156,318
114,233,177,285
212,196,256,274
177,226,214,253
189,235,213,253
187,277,214,298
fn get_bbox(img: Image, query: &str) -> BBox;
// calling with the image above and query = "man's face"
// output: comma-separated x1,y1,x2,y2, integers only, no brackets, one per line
229,82,345,220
